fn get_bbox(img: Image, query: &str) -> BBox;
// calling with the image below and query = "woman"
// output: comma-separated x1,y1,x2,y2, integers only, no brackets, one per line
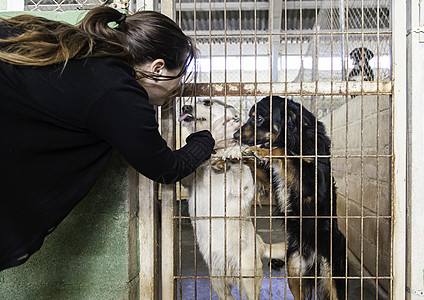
0,7,238,271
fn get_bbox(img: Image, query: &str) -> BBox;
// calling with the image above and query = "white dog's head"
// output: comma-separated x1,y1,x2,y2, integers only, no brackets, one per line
179,99,239,135
179,99,244,166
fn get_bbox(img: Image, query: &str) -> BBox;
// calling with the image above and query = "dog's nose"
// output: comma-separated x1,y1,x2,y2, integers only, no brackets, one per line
182,105,192,114
233,130,240,140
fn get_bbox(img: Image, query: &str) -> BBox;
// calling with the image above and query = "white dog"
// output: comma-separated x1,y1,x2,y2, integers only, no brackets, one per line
179,99,285,300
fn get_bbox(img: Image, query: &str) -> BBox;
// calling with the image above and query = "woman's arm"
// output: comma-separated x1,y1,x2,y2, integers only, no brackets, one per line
87,80,214,184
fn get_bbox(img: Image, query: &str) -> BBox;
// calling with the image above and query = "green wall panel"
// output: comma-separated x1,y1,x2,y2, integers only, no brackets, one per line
0,11,139,299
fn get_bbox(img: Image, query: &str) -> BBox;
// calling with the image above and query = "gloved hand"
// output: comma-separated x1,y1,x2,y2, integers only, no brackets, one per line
211,116,240,149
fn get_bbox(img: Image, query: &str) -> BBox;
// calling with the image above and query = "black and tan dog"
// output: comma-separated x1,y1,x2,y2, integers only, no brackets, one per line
235,96,347,300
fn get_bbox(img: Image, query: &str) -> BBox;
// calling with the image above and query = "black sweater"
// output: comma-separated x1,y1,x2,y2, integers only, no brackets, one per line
0,34,214,270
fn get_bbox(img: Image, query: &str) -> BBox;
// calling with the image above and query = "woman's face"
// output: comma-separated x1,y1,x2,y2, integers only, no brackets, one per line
137,60,184,106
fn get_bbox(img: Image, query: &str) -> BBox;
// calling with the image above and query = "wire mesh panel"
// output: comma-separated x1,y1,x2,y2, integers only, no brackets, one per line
24,0,112,11
169,0,395,299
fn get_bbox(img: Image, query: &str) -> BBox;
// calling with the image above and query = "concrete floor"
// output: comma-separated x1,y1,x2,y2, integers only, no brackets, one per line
174,206,389,300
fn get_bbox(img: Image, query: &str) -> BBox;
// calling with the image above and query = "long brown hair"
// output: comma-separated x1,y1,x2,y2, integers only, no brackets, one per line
0,6,196,77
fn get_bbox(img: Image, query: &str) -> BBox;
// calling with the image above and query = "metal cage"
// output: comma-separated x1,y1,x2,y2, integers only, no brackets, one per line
162,0,405,299
0,0,407,299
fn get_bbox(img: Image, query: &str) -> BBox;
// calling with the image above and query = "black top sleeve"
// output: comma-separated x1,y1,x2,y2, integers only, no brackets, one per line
87,79,214,184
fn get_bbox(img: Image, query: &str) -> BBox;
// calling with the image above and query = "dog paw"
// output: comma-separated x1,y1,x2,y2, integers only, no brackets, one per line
211,159,229,173
242,146,256,156
223,147,242,160
242,146,271,160
270,258,285,270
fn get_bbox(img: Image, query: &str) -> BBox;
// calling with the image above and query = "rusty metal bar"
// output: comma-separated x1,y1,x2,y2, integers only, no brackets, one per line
160,2,177,300
175,1,390,11
181,81,392,97
343,1,350,298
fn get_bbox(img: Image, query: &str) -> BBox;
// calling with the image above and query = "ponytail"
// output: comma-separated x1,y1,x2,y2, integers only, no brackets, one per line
0,6,196,74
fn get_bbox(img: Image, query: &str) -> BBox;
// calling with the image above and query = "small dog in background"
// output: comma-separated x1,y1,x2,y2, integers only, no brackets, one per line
235,96,347,300
348,47,375,82
179,99,285,300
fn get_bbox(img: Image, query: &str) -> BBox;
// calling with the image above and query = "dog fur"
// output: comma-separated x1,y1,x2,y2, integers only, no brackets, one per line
179,99,285,300
235,96,347,300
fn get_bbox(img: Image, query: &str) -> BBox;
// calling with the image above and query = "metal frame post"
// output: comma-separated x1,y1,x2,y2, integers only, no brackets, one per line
392,0,407,299
406,0,424,298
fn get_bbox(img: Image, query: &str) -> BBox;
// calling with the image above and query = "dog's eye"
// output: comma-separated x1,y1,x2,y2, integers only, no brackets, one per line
255,115,264,124
203,100,212,106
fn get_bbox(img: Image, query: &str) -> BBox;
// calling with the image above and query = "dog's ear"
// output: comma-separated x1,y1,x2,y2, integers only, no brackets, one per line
272,99,298,153
350,47,374,62
364,48,374,61
282,100,320,155
301,110,319,154
269,100,284,144
285,104,299,153
349,48,360,61
225,104,240,121
300,111,332,156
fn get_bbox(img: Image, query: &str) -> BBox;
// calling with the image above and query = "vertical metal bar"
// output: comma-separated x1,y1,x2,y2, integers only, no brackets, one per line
330,0,337,298
176,4,183,299
314,0,319,297
283,1,289,295
237,0,242,296
223,1,229,297
375,0,381,294
139,174,158,300
191,2,198,298
392,0,407,299
269,1,274,298
160,2,176,300
360,2,365,299
238,0,243,296
207,1,212,298
343,0,350,298
238,0,243,299
252,0,259,296
270,0,282,296
339,0,346,81
299,0,304,296
271,0,282,83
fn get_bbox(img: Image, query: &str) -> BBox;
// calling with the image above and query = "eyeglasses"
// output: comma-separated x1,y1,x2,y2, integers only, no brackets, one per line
167,70,194,99
135,56,194,82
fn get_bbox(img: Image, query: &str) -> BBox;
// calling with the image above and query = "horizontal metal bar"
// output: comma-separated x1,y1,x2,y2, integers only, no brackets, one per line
177,2,268,11
176,0,390,12
174,216,393,220
182,81,392,97
241,154,393,159
186,30,392,36
25,4,99,11
175,275,393,280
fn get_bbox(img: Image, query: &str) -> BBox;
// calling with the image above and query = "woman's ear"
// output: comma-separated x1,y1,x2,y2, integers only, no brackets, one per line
151,59,165,76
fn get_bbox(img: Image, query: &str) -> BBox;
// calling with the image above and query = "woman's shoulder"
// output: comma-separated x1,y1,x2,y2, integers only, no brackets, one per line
68,56,135,80
58,56,144,97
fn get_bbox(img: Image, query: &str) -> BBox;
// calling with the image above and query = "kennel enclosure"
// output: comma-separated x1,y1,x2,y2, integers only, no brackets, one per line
0,0,418,299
